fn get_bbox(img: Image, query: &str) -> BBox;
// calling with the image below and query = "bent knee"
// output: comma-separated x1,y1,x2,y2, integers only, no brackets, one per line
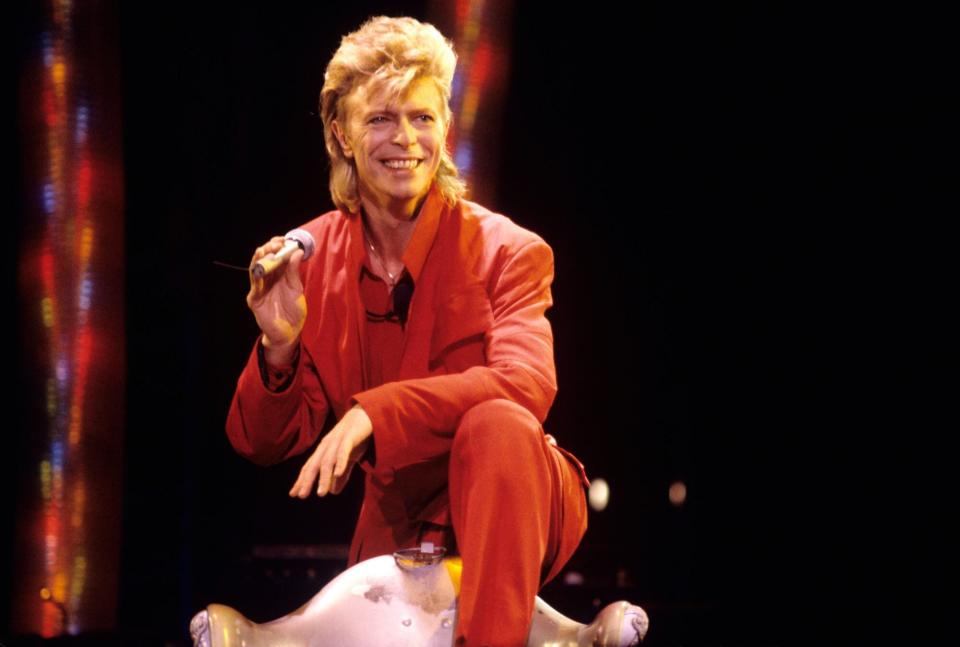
453,399,543,460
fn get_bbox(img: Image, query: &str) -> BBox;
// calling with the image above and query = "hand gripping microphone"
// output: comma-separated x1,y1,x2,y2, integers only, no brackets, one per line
251,228,316,278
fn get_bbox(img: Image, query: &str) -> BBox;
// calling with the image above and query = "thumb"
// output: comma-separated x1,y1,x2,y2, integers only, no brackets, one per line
332,461,356,495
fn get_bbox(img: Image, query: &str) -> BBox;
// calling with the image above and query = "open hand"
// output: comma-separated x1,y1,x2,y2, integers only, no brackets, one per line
289,404,373,498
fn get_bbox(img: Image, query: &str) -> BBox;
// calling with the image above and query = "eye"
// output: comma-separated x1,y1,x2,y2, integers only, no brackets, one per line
368,115,389,125
415,114,435,123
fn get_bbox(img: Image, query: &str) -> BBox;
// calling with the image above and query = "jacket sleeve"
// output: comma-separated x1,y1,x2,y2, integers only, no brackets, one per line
351,239,557,476
225,336,331,466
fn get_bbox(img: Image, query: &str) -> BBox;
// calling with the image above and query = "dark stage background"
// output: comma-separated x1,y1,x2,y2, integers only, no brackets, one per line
8,1,955,644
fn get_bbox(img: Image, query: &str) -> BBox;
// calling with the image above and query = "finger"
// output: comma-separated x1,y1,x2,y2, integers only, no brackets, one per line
288,463,304,496
255,244,297,290
285,249,305,288
297,458,322,498
289,459,318,499
289,437,328,498
333,435,354,480
249,238,288,270
249,242,294,303
316,439,339,497
248,245,271,298
331,461,356,495
265,237,287,259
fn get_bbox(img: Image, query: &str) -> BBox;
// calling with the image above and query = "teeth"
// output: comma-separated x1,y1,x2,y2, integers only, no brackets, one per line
383,159,420,169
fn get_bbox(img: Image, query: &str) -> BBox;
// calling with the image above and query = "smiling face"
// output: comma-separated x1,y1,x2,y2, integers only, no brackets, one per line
333,77,448,219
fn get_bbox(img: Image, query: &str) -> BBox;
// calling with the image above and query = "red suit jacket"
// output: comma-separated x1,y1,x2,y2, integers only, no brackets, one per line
226,184,589,565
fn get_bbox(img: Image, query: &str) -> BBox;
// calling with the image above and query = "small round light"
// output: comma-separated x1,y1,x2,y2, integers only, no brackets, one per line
563,570,585,586
669,480,687,507
588,478,610,511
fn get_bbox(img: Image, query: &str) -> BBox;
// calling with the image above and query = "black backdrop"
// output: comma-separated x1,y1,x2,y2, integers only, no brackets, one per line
9,1,955,644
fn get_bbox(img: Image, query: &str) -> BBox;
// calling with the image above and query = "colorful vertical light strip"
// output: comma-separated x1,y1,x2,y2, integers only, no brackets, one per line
431,0,515,204
15,0,125,636
40,0,91,635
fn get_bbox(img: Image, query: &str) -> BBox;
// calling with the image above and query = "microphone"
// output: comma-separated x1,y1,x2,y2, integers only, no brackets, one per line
252,228,316,278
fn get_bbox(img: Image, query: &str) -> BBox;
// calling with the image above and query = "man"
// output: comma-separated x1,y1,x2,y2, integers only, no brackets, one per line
226,16,589,646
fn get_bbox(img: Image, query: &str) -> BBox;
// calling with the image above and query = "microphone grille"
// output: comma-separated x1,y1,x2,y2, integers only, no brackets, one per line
284,228,316,260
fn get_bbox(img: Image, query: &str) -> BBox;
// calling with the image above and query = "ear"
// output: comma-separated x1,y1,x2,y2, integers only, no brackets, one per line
331,120,353,159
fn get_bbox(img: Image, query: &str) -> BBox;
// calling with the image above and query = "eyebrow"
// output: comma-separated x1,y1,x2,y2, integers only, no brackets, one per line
361,105,439,119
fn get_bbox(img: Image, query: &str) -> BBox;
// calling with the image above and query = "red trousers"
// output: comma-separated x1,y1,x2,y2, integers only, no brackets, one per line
446,399,588,646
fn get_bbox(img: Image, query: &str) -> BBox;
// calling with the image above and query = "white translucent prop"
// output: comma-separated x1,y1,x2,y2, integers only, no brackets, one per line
190,545,648,647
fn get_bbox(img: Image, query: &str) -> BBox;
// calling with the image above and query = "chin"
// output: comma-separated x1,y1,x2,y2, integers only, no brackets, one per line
391,184,430,203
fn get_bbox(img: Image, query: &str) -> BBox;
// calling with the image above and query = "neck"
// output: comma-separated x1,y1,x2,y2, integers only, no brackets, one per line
358,192,428,260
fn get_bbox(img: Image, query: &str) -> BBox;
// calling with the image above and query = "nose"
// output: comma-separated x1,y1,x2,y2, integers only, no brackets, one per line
392,117,417,147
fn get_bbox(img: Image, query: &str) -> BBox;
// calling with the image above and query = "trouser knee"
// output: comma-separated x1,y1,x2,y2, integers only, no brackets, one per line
452,399,543,475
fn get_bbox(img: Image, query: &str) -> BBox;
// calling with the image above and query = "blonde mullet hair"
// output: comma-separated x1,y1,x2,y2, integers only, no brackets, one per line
320,16,466,214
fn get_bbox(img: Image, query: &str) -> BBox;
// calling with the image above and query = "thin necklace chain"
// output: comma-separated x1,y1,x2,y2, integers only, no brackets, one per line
363,223,400,289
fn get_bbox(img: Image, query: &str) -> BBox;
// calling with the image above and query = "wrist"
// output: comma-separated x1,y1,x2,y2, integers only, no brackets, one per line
261,334,299,367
